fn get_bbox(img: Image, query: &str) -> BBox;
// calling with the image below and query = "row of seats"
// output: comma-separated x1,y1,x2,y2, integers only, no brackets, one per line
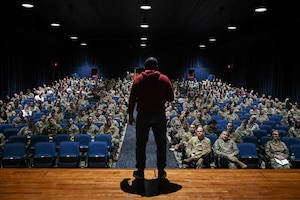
6,133,113,153
1,140,109,168
204,134,300,169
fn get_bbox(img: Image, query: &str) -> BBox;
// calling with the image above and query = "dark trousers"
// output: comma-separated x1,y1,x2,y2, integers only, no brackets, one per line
135,112,167,171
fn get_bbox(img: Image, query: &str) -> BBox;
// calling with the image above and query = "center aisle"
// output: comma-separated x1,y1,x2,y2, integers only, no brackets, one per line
115,124,179,168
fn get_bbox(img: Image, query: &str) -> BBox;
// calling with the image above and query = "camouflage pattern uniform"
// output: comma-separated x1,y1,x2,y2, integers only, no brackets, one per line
184,136,211,168
213,136,247,169
265,139,290,169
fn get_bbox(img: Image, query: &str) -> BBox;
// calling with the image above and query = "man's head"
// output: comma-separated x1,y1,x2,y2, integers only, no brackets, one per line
196,126,205,139
145,57,158,70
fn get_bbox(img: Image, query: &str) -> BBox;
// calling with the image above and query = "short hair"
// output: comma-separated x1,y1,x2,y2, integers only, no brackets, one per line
145,57,158,70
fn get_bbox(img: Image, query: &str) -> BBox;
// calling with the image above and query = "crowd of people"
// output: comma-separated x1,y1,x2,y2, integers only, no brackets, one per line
0,75,300,169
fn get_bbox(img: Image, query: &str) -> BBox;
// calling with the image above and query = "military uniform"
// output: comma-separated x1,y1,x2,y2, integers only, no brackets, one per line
81,123,100,140
184,136,211,168
235,125,254,136
265,139,290,169
213,137,247,169
62,124,80,141
18,123,40,145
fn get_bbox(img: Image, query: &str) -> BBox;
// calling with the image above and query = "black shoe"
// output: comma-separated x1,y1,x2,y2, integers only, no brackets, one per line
133,170,144,179
158,170,166,179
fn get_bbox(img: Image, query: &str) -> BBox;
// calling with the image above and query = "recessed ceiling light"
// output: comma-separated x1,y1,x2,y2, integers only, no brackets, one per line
70,35,78,40
209,37,216,42
51,22,61,27
140,0,152,11
227,25,237,30
255,6,267,13
21,2,34,9
140,23,149,29
199,44,206,48
140,36,147,41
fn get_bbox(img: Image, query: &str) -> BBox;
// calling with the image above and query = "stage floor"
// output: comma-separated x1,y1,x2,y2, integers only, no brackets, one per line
0,168,300,199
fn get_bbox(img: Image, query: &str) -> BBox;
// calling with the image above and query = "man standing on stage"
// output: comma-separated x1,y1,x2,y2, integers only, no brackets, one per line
128,57,174,179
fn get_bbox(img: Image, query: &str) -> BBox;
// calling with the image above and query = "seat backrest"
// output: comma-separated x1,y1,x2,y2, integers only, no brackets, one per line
281,137,300,148
271,114,283,120
238,143,258,157
253,129,268,139
74,134,91,146
59,141,80,156
95,134,112,151
275,125,290,132
29,135,49,149
205,134,218,146
53,134,70,147
88,141,108,158
8,135,27,144
3,128,19,139
259,125,272,135
241,136,258,147
263,120,277,129
3,143,26,158
268,116,281,125
211,115,223,121
260,136,272,147
0,124,15,134
34,142,56,158
278,129,288,138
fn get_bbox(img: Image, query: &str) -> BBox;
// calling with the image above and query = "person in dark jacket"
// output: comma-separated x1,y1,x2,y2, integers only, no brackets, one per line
128,57,174,179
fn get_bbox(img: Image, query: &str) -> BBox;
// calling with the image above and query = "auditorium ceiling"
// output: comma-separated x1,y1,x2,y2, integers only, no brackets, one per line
1,0,298,49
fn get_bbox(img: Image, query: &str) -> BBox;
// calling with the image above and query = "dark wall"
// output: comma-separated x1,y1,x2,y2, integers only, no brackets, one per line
1,22,300,103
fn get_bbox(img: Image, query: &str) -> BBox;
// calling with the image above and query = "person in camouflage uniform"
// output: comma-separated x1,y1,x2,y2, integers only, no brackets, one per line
174,123,196,152
18,116,40,145
213,130,247,169
203,119,217,135
62,117,80,141
99,115,120,161
265,130,290,169
288,119,300,139
235,119,254,137
42,117,63,141
183,126,212,168
81,115,100,141
227,122,243,144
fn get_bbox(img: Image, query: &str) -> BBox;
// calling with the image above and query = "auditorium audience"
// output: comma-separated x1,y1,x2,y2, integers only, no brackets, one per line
0,75,299,169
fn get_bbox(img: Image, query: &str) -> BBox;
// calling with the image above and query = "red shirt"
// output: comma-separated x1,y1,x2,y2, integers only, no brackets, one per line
128,70,174,115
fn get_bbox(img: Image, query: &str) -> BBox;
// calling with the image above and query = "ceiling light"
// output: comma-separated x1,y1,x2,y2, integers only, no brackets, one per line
70,35,78,40
140,0,152,11
80,42,87,46
227,25,237,30
51,22,61,27
21,2,34,9
209,37,216,43
140,18,149,28
140,36,147,41
140,24,149,28
140,43,147,47
255,6,267,13
199,43,206,49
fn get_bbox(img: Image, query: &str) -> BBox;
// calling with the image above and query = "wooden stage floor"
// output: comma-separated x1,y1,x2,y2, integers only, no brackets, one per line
0,168,300,199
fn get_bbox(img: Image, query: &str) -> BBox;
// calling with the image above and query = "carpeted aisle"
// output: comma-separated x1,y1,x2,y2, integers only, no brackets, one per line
115,124,179,168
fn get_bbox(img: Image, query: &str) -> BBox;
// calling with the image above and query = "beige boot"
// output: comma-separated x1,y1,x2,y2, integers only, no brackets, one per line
236,160,247,169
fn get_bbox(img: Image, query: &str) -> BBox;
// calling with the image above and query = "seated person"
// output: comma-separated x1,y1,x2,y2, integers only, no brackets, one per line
203,119,217,135
183,126,211,168
213,130,247,169
264,130,290,169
